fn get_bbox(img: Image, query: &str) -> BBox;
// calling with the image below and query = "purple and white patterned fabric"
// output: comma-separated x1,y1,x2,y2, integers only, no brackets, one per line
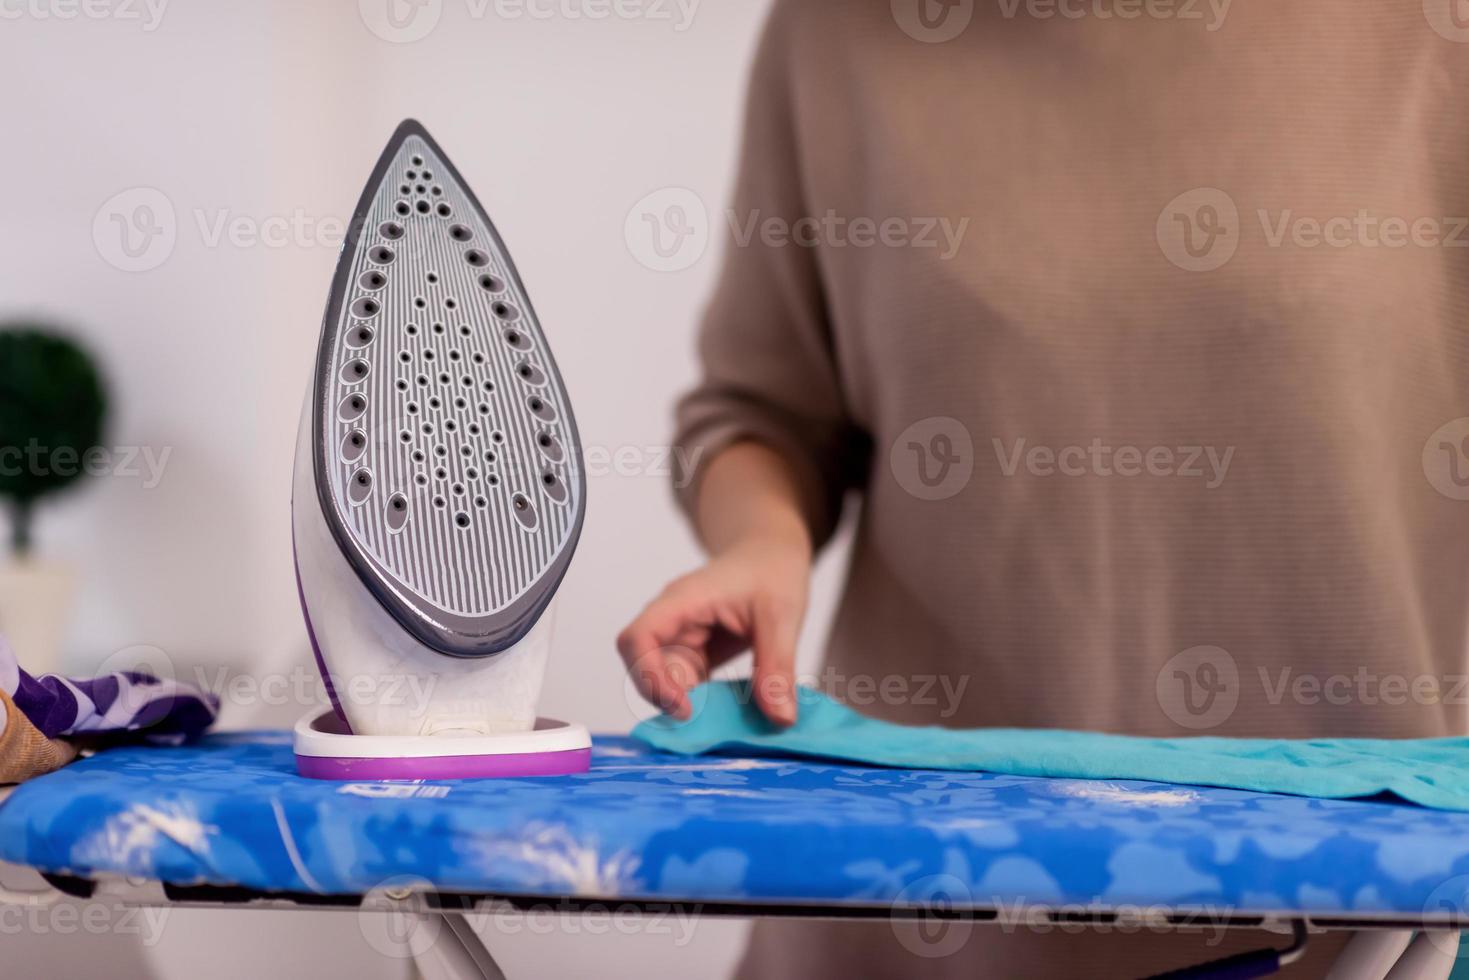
0,636,218,745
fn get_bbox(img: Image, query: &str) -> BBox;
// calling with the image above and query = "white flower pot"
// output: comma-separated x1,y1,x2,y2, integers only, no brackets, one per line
0,561,75,677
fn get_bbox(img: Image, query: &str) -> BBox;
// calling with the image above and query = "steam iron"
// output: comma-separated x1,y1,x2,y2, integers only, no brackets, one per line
292,120,590,779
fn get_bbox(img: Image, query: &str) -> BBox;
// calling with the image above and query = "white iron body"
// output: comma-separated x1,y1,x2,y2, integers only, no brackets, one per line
293,393,552,739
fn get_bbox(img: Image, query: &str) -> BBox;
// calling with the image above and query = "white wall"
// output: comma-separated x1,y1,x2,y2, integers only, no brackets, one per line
0,1,856,976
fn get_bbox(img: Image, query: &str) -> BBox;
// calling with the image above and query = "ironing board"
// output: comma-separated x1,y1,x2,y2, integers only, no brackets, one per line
0,734,1466,980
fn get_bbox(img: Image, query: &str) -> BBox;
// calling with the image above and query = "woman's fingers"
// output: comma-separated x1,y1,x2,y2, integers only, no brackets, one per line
616,599,698,720
751,596,801,727
617,563,807,727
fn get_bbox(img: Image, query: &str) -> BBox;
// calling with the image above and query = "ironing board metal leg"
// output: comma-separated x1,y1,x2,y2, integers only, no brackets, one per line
1325,930,1416,980
1383,932,1460,980
408,913,509,980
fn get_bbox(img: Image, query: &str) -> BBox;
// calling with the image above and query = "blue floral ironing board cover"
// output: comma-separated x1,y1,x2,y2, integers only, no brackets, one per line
1,733,1468,923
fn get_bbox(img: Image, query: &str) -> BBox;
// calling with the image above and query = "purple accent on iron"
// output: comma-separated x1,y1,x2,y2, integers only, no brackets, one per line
293,532,352,734
295,747,592,781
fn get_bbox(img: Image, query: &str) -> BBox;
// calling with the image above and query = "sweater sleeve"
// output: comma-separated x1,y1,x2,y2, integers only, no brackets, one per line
672,3,864,552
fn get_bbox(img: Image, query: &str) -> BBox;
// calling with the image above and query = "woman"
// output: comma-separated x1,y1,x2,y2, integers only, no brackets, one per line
618,1,1469,975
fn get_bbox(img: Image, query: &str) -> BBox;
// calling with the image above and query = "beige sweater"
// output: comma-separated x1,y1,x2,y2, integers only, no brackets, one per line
673,1,1469,976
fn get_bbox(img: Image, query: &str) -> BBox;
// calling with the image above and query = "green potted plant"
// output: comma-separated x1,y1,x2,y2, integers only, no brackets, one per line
0,325,108,673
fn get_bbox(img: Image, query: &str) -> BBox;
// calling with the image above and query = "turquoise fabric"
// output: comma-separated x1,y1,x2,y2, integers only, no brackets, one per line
634,681,1469,811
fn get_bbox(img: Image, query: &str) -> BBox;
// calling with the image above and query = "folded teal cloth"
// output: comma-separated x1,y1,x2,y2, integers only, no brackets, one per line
633,681,1469,811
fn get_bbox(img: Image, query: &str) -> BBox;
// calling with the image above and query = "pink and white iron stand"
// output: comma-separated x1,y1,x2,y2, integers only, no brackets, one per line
292,119,590,781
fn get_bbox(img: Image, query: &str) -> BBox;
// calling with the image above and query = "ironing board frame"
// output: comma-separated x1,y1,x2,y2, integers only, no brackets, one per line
0,857,1458,980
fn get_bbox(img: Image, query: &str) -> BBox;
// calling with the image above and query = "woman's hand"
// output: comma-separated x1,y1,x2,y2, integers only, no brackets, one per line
617,442,814,726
